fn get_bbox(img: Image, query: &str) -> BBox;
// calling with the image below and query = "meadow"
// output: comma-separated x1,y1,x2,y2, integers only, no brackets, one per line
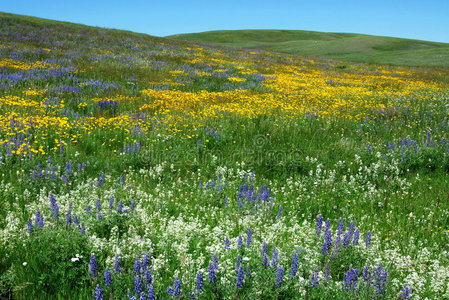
168,29,449,68
0,11,449,299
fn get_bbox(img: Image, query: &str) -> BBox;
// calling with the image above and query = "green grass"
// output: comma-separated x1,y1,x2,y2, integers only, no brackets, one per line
167,29,449,67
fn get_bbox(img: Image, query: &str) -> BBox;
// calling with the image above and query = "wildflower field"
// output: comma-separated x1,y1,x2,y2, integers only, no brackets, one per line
1,12,449,299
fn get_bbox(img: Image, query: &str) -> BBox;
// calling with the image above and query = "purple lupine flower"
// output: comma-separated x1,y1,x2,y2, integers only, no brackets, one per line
271,247,278,267
90,254,98,278
139,292,146,300
365,231,372,248
109,196,114,211
80,224,86,234
114,255,121,273
399,284,412,300
343,267,359,291
276,205,282,219
27,219,33,233
142,253,150,271
337,218,344,235
237,236,243,249
35,209,44,229
334,235,342,252
173,277,181,297
348,221,355,235
66,207,72,226
262,242,268,256
353,228,360,245
59,140,64,156
97,213,103,221
94,284,103,300
208,263,216,283
311,269,319,288
247,264,251,278
134,257,141,275
322,229,332,255
246,228,252,247
236,266,244,289
238,200,242,210
374,264,387,296
117,201,123,213
49,194,59,219
96,200,101,212
325,218,331,231
236,255,242,270
343,231,351,247
324,266,332,281
225,236,230,250
196,271,203,293
263,253,268,268
130,199,136,210
275,266,284,287
148,285,155,300
104,268,112,286
362,265,371,283
290,252,299,277
316,214,323,236
213,254,219,269
145,269,153,286
224,196,228,206
73,215,80,225
86,205,91,216
135,276,142,295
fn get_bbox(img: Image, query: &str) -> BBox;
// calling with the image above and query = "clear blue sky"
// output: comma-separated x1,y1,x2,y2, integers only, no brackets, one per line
3,0,449,43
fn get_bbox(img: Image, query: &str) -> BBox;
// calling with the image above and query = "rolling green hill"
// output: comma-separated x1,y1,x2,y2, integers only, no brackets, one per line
167,29,449,67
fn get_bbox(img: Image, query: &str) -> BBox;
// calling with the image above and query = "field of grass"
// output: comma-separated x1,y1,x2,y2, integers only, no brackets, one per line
168,29,449,68
1,11,449,299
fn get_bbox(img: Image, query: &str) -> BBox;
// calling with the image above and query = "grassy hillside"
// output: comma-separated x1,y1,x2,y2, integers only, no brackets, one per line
1,12,449,299
168,29,449,67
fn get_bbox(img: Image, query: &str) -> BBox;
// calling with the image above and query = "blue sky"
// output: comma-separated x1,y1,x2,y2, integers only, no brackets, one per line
3,0,449,42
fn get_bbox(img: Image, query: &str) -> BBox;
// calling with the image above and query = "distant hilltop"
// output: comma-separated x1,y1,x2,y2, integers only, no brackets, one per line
167,29,449,68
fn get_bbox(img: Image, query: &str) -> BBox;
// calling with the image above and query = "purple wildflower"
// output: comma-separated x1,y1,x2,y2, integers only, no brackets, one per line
399,284,412,300
27,219,33,233
148,285,155,300
35,209,44,229
145,269,152,286
208,263,216,283
311,269,319,288
236,266,244,289
196,271,203,293
135,276,142,295
90,254,98,278
353,228,360,245
114,255,121,273
316,214,323,236
94,284,102,300
237,236,243,249
290,252,299,277
225,236,230,250
246,228,252,246
134,257,141,275
337,218,344,235
365,231,372,248
275,266,284,287
271,246,278,267
104,268,112,286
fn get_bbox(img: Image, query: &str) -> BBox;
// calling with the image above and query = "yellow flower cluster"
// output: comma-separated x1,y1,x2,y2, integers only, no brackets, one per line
0,58,59,70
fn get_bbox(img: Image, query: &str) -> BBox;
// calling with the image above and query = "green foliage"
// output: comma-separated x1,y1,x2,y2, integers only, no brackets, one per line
11,226,91,298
